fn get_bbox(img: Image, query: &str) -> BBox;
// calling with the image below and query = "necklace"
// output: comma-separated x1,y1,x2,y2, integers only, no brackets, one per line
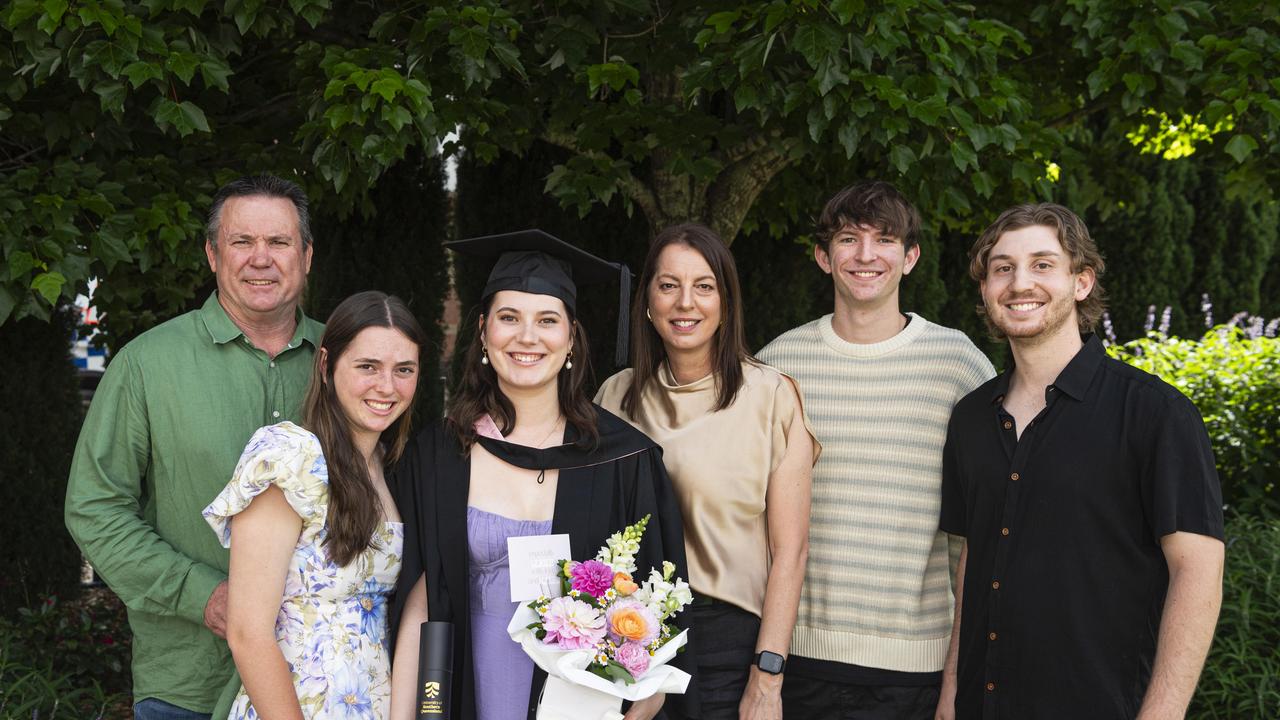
531,416,565,448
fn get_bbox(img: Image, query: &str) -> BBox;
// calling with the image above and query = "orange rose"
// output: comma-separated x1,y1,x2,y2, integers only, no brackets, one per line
613,572,639,596
609,606,651,642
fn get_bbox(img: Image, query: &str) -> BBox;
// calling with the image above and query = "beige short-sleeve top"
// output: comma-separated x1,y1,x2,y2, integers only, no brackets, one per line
595,360,819,617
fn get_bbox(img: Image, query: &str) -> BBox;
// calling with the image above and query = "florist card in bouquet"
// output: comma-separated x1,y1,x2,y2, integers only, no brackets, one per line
509,533,573,602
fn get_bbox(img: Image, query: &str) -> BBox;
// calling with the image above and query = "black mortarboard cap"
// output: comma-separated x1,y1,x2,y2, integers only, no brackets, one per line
444,229,632,367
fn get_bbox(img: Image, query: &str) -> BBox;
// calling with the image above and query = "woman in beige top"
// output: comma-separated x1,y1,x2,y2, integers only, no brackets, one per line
596,223,817,720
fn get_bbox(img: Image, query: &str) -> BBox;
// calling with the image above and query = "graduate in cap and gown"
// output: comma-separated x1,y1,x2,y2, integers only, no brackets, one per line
388,231,696,720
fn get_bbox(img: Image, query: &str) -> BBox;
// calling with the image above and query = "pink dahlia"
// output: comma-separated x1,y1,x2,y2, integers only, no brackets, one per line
570,559,615,598
541,596,607,650
614,641,651,679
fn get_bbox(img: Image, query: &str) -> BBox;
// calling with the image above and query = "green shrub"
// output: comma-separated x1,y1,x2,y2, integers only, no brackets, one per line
1108,328,1280,519
1190,515,1280,718
0,592,130,719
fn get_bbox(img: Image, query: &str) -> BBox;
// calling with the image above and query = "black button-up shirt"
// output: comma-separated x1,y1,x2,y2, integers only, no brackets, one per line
940,336,1224,719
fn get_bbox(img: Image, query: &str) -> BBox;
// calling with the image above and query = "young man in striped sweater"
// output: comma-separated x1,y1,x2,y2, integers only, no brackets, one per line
758,181,994,719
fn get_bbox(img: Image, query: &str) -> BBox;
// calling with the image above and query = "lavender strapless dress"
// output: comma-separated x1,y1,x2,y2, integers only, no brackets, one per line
468,506,553,720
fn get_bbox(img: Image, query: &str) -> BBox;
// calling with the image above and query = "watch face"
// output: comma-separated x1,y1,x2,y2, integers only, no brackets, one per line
757,651,785,674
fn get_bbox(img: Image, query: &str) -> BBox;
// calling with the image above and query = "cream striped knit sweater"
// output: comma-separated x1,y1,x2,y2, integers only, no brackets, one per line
758,313,994,672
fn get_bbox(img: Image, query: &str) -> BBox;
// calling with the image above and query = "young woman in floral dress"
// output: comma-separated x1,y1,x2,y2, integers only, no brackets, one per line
204,291,425,719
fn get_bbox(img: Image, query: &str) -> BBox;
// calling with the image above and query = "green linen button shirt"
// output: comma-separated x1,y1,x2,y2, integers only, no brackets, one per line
65,292,323,713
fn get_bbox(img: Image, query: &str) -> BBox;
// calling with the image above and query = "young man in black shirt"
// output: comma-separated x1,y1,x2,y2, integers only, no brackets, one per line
937,203,1225,719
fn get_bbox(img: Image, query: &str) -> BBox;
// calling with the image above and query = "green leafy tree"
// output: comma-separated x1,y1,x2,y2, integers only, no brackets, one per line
394,0,1048,242
0,1,494,336
5,0,1280,339
1001,1,1280,220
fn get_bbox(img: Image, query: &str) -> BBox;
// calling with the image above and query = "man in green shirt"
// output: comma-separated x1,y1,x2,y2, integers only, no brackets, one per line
66,174,324,719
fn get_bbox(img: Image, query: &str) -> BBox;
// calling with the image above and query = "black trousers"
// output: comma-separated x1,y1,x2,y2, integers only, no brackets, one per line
781,673,941,720
664,599,761,720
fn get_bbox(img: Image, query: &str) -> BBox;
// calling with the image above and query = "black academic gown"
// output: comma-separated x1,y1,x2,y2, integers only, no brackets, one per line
389,405,699,720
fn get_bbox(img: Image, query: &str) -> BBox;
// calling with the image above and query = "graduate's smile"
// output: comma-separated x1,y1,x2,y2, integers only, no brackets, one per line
508,352,547,365
484,290,573,395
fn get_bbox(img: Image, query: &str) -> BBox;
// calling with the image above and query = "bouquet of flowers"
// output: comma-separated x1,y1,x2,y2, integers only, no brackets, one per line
507,515,694,720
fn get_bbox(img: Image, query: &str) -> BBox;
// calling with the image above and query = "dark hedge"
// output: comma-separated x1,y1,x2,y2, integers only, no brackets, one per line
0,308,85,611
307,150,451,421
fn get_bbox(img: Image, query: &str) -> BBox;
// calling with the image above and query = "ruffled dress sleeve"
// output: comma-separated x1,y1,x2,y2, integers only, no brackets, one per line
203,421,329,547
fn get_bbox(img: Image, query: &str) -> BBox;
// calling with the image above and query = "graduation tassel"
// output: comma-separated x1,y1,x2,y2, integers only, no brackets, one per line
616,264,632,368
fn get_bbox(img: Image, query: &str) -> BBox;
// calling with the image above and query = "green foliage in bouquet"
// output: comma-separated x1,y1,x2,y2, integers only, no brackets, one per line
1189,514,1280,718
1109,328,1280,519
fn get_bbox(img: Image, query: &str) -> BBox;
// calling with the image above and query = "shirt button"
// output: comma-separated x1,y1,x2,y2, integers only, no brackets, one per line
986,682,996,692
269,361,276,368
1002,420,1012,429
992,580,1000,589
272,410,280,418
988,632,998,641
1001,528,1010,536
1010,472,1020,481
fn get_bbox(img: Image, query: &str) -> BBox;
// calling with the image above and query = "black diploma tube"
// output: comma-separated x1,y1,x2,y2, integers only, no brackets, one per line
416,621,454,719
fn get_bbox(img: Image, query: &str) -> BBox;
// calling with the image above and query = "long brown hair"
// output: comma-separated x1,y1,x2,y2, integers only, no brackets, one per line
448,293,599,451
622,223,750,416
303,291,424,567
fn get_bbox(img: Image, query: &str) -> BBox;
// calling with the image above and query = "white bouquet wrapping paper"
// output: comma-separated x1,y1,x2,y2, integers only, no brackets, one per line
507,603,691,720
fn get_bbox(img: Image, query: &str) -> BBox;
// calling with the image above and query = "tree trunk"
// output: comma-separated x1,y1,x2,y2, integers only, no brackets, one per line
636,73,796,245
544,71,797,246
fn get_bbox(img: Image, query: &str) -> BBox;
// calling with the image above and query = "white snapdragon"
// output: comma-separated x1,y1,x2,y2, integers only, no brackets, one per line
593,514,649,574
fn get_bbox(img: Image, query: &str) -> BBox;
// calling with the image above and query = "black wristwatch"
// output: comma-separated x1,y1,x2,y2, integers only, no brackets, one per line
754,650,786,675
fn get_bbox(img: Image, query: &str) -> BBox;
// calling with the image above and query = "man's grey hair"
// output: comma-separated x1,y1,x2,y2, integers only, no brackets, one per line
205,174,313,249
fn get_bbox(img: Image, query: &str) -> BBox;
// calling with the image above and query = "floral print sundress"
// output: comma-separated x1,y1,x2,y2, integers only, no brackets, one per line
204,421,403,720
